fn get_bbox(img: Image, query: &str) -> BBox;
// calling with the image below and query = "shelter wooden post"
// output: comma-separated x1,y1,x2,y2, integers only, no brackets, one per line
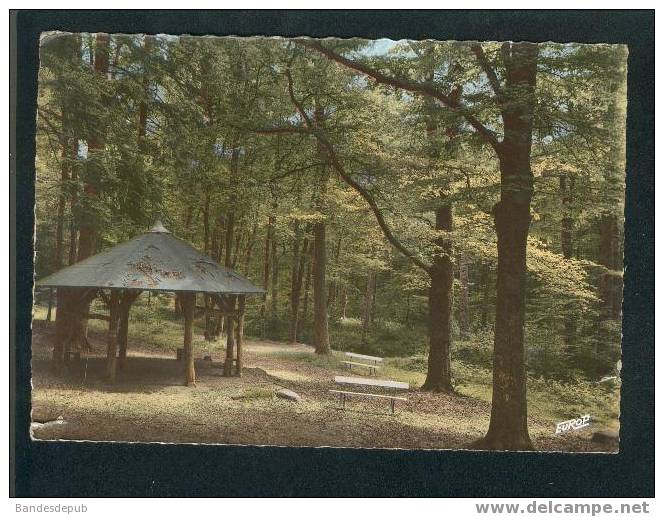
105,290,121,383
181,292,196,386
52,287,71,368
118,290,141,370
235,295,246,376
223,295,237,377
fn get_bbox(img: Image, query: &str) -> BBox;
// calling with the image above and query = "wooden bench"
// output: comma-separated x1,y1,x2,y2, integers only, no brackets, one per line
330,390,407,414
331,375,409,414
334,375,409,390
341,352,383,375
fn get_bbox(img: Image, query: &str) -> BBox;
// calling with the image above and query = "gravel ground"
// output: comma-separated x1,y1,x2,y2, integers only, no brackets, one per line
30,324,616,452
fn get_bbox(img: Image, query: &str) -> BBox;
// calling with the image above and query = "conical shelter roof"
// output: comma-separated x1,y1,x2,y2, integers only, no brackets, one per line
36,221,264,295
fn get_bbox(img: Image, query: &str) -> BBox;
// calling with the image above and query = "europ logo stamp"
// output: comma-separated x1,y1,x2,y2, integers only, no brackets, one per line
555,414,591,434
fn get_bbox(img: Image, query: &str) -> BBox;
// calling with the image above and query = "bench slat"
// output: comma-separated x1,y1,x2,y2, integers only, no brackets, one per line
335,375,409,390
345,352,384,362
342,361,381,369
329,389,407,401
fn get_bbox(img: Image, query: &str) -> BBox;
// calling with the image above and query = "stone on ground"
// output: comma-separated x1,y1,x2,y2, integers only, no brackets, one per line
276,388,300,402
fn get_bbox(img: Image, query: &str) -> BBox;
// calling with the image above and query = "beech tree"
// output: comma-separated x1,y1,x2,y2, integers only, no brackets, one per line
300,39,623,449
35,34,626,450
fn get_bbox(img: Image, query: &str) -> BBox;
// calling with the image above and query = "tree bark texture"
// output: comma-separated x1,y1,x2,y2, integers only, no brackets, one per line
235,295,246,376
479,42,538,451
422,204,454,392
458,251,470,340
312,218,329,354
361,271,376,344
223,295,237,377
180,292,196,386
290,225,308,343
105,290,121,384
560,175,577,359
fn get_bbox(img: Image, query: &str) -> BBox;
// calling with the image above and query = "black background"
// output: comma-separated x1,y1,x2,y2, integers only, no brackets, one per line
10,10,655,497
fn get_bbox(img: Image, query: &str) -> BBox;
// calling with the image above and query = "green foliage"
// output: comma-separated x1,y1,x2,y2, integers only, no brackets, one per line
35,34,627,385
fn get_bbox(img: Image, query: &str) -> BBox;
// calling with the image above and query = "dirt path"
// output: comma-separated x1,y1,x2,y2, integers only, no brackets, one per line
30,325,613,452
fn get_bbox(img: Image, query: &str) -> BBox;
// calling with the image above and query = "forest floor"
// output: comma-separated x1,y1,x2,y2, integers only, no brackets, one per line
30,309,619,452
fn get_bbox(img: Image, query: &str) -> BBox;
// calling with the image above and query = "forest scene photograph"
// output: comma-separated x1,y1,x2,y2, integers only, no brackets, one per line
30,32,627,452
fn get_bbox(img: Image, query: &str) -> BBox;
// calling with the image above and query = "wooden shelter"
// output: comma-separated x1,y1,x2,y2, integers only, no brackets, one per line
36,220,264,385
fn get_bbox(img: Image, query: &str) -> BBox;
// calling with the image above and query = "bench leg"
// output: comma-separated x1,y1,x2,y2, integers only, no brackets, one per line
342,393,346,410
391,398,395,414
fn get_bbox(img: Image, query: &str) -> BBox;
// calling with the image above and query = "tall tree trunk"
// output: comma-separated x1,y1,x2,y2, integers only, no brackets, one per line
327,237,342,311
68,200,78,266
202,193,213,340
599,212,623,320
458,251,470,340
312,103,330,354
67,102,80,265
224,211,236,269
361,271,376,344
480,261,492,329
560,175,577,361
340,287,348,320
404,292,411,328
203,192,211,254
261,215,275,337
370,275,377,324
184,205,193,238
57,32,81,276
232,229,243,269
312,218,329,354
211,215,221,262
422,70,454,392
54,136,71,274
50,130,74,322
270,222,279,319
422,204,454,392
299,247,313,339
78,33,108,262
478,42,538,451
223,151,238,344
137,35,153,150
70,33,110,352
243,223,258,275
290,223,307,344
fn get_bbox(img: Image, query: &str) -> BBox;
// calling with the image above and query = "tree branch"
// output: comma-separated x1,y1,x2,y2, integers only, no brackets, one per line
250,126,310,135
299,39,501,152
326,149,433,273
470,43,503,99
280,68,432,272
285,68,314,127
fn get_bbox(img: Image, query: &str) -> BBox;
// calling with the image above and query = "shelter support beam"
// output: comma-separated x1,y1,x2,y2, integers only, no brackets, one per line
53,287,72,368
235,295,246,376
105,290,121,383
118,290,142,369
53,287,98,367
223,295,238,377
181,292,196,386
